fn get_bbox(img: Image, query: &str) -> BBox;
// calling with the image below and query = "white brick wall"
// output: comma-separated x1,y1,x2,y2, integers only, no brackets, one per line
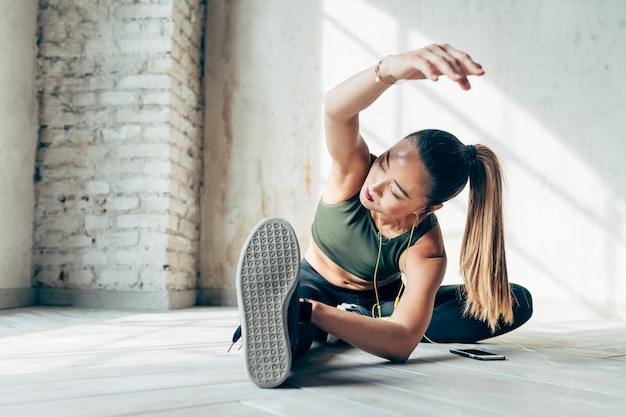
34,0,205,308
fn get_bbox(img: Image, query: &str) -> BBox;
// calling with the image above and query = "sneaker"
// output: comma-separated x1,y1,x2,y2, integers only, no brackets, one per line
235,217,301,388
326,303,369,344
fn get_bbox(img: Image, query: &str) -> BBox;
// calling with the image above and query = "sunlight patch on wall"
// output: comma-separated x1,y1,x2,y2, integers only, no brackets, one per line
320,0,625,318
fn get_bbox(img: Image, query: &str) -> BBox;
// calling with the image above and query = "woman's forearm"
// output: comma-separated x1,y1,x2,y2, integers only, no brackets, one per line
325,44,484,124
310,300,420,362
324,62,393,123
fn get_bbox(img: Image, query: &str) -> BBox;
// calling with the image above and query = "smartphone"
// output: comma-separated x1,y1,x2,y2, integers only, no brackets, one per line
450,348,505,361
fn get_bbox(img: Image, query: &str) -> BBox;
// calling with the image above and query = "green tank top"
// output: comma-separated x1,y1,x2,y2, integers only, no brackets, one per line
311,193,437,280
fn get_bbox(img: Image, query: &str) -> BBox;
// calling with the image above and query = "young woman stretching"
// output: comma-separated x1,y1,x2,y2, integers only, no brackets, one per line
234,43,533,388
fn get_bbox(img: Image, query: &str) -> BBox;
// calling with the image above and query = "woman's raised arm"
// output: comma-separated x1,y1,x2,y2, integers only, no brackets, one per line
322,44,485,202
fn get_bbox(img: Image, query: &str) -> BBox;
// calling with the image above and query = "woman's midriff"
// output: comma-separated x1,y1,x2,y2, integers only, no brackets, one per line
303,236,401,291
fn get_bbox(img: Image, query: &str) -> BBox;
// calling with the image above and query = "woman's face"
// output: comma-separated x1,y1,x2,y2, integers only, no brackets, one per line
359,139,432,218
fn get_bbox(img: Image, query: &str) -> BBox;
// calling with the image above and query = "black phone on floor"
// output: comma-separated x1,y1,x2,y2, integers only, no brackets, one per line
450,348,505,360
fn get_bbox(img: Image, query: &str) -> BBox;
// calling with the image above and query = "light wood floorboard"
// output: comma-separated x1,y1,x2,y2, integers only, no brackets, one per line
0,307,624,416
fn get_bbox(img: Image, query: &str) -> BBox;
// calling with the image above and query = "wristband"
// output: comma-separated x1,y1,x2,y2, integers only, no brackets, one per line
374,59,398,85
299,299,312,323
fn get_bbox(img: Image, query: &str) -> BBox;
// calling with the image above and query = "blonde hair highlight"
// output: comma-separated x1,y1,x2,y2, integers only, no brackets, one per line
459,144,513,332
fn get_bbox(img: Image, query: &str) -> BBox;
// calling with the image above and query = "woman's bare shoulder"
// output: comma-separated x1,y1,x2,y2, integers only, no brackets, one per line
321,147,374,204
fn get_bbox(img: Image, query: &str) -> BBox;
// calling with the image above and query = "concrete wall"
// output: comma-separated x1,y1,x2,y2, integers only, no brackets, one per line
201,0,626,322
34,0,205,309
199,0,322,305
0,0,39,308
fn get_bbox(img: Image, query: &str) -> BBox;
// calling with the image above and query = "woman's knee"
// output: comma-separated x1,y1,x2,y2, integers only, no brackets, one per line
510,283,533,325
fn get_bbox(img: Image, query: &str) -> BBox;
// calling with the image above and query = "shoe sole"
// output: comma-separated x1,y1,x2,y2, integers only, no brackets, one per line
236,217,300,388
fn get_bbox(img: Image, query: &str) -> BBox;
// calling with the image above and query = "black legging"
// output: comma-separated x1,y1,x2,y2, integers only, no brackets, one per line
423,283,533,343
295,259,533,357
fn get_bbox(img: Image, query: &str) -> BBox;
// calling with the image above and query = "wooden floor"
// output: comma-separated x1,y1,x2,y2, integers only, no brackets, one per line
0,307,624,417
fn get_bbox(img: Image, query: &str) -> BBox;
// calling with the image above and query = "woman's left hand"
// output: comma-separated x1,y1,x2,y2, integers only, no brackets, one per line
382,44,485,90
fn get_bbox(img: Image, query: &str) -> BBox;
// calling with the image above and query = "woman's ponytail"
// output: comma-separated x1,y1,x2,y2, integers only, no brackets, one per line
409,130,514,332
459,144,513,332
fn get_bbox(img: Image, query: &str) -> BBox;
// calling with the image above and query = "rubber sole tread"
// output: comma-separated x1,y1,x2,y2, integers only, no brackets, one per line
236,217,300,388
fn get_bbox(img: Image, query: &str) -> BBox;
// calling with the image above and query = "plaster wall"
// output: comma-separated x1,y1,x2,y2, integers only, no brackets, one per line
199,0,322,305
201,0,625,321
0,0,38,308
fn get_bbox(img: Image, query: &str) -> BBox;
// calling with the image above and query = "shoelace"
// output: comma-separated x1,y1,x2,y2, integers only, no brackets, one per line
228,325,242,352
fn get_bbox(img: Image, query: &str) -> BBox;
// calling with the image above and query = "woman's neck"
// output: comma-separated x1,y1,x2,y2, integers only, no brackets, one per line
373,211,421,239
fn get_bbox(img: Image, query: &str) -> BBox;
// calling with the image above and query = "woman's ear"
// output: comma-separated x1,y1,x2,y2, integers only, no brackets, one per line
428,203,443,213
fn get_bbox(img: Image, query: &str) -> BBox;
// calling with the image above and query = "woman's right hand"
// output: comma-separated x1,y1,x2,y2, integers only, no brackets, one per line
380,44,485,90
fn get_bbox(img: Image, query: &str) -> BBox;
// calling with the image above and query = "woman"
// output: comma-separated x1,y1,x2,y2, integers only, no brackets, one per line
234,43,533,388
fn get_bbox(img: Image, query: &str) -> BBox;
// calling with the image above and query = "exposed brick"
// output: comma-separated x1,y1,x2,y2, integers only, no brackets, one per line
33,252,78,269
115,4,175,20
147,58,174,74
178,218,198,240
35,268,73,288
100,92,138,106
85,180,110,194
115,214,172,230
82,250,110,266
168,234,193,253
39,23,68,42
41,216,81,234
65,234,95,249
38,147,85,168
101,125,142,142
100,269,140,289
118,39,173,55
114,107,171,124
141,92,171,106
84,214,109,231
114,249,167,267
35,0,205,301
106,196,140,211
142,196,171,212
139,232,170,249
138,267,168,290
95,231,139,248
38,40,84,58
143,125,171,141
115,178,171,194
116,143,170,159
73,93,98,107
117,74,171,90
168,198,188,217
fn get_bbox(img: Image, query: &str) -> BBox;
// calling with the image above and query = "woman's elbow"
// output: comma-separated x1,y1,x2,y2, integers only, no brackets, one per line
382,338,420,363
323,88,352,121
386,352,410,363
324,93,340,120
